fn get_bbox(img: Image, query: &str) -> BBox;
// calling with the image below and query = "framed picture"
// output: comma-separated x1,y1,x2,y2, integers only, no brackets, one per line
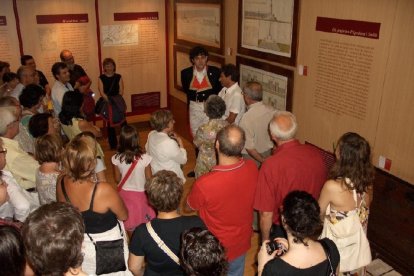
238,0,299,65
174,0,224,54
237,56,293,111
174,44,225,91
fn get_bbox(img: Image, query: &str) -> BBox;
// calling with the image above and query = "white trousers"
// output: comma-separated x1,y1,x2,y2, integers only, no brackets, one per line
189,101,209,137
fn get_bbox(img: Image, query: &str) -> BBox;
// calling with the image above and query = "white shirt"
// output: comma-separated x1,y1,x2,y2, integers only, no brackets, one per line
218,82,245,125
145,131,187,183
51,80,73,115
10,83,24,99
0,170,39,222
239,101,275,154
111,153,152,192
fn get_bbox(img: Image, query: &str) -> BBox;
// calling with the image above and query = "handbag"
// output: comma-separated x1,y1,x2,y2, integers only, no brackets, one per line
320,190,372,272
146,221,180,265
320,239,337,276
86,221,127,275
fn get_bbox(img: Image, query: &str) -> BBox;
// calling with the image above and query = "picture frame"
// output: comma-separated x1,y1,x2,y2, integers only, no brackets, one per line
174,0,224,54
174,44,225,91
238,0,299,66
236,56,293,111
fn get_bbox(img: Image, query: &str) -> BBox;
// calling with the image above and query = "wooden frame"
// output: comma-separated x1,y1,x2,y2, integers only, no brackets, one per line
238,0,299,66
236,56,293,111
174,0,224,54
174,44,225,91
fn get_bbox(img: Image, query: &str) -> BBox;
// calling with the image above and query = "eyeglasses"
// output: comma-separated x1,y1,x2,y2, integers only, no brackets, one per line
0,148,7,154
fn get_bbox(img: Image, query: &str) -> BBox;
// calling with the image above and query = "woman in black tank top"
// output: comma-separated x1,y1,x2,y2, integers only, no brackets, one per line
56,133,129,275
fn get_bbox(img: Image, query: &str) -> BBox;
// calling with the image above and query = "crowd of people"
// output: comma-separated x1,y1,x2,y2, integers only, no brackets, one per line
0,46,374,276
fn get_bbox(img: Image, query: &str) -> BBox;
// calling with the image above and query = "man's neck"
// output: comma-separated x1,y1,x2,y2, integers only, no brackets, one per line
218,153,240,166
276,138,295,146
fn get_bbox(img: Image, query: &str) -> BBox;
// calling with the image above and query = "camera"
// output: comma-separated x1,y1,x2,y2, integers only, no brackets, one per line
266,240,284,255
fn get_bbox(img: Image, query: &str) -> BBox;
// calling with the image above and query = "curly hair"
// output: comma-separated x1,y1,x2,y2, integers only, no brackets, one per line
115,125,144,164
281,191,323,246
180,228,228,276
145,170,183,212
22,202,85,276
59,91,84,125
329,132,375,194
189,46,209,62
204,95,226,119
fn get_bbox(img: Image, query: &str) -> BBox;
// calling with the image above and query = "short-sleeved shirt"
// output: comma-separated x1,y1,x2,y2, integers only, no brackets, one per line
187,159,258,261
111,153,152,192
218,82,245,125
129,216,205,276
254,140,327,225
239,101,275,154
262,238,340,276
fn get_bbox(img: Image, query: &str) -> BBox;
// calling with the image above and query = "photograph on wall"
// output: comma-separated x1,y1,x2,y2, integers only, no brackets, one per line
238,0,298,65
174,44,224,91
175,0,223,54
237,56,293,111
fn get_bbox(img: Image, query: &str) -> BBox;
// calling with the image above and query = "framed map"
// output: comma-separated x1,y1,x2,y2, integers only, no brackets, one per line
238,0,299,65
237,56,293,111
174,44,225,91
174,0,224,54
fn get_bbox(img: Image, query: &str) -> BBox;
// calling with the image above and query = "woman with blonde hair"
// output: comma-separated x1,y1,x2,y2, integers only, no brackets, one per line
56,133,131,275
319,132,375,275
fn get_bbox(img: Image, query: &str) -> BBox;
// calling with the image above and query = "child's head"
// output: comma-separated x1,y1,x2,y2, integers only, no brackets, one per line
117,125,144,164
35,134,63,165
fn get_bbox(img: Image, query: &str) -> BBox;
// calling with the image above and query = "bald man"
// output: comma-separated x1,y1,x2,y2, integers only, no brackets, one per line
187,125,258,276
254,111,327,241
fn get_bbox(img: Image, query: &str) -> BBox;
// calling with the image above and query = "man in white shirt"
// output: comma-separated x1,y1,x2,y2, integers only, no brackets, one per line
239,81,275,166
10,66,36,99
218,64,245,125
0,108,39,190
51,62,73,115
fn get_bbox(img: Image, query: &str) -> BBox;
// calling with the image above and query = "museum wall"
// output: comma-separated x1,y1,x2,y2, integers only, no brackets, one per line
0,0,168,112
169,0,414,186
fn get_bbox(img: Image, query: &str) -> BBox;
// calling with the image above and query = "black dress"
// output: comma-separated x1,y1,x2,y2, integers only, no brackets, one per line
99,73,125,149
262,238,340,276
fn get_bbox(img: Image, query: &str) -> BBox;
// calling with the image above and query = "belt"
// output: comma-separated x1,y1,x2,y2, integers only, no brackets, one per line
188,91,212,103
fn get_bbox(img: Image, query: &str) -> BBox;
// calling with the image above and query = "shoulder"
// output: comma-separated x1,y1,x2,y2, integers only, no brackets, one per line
96,182,117,198
320,238,340,267
263,258,285,275
322,179,342,192
111,154,120,164
180,215,206,228
181,66,193,74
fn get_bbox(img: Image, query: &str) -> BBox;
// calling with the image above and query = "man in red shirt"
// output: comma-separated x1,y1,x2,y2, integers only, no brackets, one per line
254,111,327,241
187,125,258,276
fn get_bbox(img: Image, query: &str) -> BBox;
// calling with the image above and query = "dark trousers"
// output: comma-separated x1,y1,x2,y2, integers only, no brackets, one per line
107,121,127,149
270,224,287,240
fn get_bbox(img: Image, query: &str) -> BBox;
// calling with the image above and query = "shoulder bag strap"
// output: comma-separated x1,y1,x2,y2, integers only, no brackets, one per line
117,159,138,192
319,239,336,276
60,176,71,203
86,220,123,245
145,222,180,265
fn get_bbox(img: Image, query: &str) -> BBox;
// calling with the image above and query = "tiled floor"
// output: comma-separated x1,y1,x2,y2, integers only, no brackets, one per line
367,259,402,276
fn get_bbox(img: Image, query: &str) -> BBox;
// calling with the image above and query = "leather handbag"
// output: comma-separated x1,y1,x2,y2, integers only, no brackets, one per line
86,221,126,275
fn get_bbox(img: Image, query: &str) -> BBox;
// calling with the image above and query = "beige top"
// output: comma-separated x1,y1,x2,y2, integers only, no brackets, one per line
239,101,275,154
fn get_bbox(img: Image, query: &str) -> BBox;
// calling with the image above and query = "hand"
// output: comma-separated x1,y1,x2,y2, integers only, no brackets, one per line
258,240,278,275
